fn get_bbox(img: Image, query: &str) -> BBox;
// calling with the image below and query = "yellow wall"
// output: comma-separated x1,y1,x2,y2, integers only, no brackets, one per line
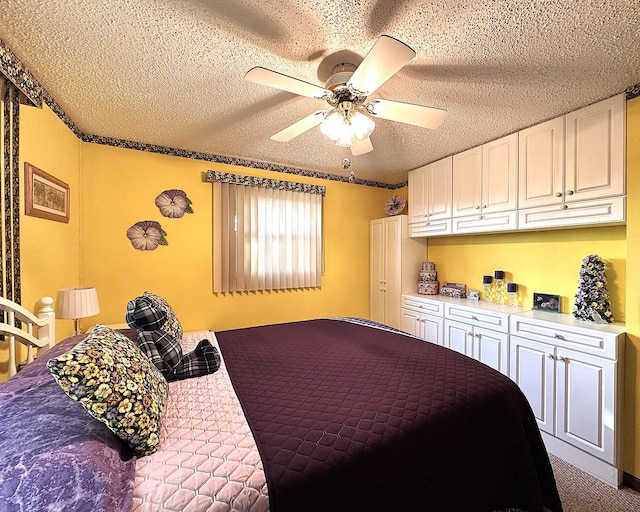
11,97,640,478
19,104,82,310
0,102,81,376
623,95,640,475
427,227,626,320
79,143,390,332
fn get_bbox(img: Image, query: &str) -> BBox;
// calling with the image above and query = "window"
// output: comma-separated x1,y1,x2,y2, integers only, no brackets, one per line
208,171,324,293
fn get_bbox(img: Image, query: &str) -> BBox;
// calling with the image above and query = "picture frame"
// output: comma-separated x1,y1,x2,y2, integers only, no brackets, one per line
533,292,561,313
24,163,70,223
468,289,480,301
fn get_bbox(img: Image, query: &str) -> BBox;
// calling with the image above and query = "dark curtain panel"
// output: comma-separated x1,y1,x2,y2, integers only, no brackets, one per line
1,75,21,305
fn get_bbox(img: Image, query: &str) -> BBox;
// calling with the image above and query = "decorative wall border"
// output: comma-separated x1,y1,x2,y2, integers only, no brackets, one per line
205,170,326,195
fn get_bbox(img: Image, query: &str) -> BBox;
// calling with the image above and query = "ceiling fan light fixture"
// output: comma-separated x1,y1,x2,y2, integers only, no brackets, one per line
320,103,375,148
350,110,375,140
319,110,344,141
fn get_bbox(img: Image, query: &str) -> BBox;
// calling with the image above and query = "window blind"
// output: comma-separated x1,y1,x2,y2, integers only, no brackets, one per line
207,171,324,293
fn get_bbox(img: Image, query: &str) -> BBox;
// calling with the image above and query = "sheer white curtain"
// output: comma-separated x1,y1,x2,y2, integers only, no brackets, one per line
212,176,323,293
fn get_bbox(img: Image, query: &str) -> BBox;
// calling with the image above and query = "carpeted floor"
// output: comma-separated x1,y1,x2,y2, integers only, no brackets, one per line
549,454,640,511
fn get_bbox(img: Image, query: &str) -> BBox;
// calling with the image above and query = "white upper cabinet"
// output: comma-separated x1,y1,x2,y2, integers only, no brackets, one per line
518,116,565,209
518,94,626,230
452,146,482,217
408,156,452,236
452,133,518,234
407,93,626,236
482,133,519,213
565,93,626,201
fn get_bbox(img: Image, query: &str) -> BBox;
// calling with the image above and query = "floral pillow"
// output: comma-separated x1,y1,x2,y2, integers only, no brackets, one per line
47,324,168,456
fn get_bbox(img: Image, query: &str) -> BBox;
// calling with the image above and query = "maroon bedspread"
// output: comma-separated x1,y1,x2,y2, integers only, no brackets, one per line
216,319,562,512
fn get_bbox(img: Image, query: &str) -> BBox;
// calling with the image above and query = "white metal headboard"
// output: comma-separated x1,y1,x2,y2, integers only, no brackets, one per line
0,296,56,378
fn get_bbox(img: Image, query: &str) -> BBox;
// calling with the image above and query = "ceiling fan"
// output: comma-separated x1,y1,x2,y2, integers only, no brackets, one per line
245,35,447,156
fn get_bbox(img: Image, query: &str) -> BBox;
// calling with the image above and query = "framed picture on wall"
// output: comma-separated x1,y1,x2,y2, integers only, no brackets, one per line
24,163,70,223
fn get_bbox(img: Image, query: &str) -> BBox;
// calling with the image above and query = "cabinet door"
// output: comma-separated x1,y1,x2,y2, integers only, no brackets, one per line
482,133,518,213
509,336,555,435
383,217,402,329
369,219,385,324
452,147,482,217
427,156,453,219
565,94,625,203
400,308,421,338
556,347,616,463
408,166,428,223
473,326,508,375
444,319,473,356
422,313,444,346
518,116,565,209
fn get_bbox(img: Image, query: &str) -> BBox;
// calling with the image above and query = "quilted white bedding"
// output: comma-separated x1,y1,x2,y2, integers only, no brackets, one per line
132,331,269,512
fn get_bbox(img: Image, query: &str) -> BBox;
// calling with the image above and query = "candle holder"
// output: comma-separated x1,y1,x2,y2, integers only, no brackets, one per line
494,270,506,304
482,275,493,303
507,282,518,306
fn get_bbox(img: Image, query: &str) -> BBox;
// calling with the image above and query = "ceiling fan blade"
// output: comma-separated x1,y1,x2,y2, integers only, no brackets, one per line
347,35,416,96
245,67,331,100
270,111,327,142
350,137,373,156
367,98,447,129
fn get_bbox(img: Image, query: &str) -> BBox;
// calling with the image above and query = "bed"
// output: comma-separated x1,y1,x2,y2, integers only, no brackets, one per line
0,296,563,512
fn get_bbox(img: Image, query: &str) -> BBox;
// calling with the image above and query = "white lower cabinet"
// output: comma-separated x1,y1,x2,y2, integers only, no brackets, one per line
443,303,510,375
400,295,444,345
509,311,625,486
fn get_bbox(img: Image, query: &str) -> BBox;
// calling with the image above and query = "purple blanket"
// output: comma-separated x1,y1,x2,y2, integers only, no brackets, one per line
217,319,563,512
0,336,136,512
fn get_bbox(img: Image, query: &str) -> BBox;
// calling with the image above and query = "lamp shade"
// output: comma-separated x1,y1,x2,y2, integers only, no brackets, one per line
55,287,100,320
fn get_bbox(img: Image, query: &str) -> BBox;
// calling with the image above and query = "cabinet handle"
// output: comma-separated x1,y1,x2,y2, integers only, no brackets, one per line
559,356,569,363
471,315,478,320
566,190,574,196
553,333,565,340
475,333,481,338
555,192,563,197
482,204,487,208
548,353,557,360
561,204,568,210
475,205,480,209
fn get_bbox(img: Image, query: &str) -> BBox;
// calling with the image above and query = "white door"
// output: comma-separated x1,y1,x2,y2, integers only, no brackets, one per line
509,336,555,434
555,347,616,463
400,308,421,338
452,147,482,217
482,133,518,214
518,116,565,209
369,219,385,324
473,326,508,375
423,313,444,346
408,166,428,223
427,156,453,219
565,94,625,203
444,319,472,356
383,217,402,329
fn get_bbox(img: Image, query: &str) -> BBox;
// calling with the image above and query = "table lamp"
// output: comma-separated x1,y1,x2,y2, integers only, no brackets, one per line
55,287,100,335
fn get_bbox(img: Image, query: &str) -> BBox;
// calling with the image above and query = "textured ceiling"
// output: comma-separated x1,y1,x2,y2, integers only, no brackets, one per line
1,0,639,185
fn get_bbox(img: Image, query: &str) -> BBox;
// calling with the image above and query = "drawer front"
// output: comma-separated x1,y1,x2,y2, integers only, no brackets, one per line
410,219,452,237
402,295,444,316
452,210,518,234
444,304,509,333
509,316,618,359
